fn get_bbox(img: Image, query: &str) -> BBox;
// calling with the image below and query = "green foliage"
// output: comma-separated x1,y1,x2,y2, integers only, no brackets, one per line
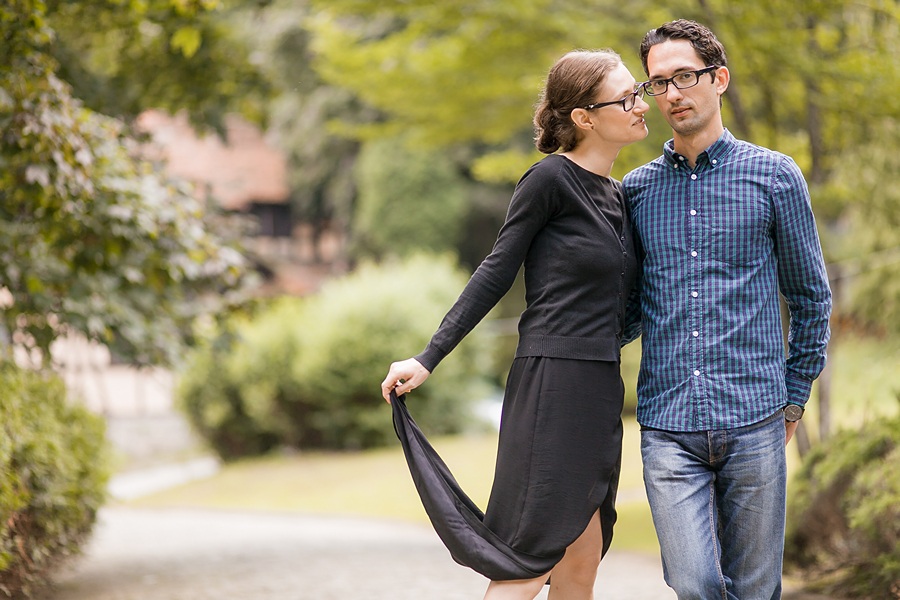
785,413,900,598
307,0,655,181
0,363,109,599
228,0,365,260
351,136,468,260
178,254,495,459
45,0,270,132
828,118,900,335
0,0,257,366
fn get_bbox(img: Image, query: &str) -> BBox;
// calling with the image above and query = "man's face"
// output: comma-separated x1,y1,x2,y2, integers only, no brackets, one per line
645,39,726,137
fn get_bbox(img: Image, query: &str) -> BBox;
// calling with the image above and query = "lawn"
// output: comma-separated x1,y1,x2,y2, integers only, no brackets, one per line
129,417,662,554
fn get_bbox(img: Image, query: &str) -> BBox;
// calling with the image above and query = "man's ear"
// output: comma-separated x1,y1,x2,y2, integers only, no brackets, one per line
569,107,595,132
715,66,730,96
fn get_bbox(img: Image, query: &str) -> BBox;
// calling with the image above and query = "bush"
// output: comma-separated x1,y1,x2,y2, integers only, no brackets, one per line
0,363,109,598
785,412,900,598
351,136,468,261
178,253,496,459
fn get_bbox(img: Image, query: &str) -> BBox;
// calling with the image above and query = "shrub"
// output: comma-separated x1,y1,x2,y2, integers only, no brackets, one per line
0,363,109,598
178,253,496,458
176,300,304,459
351,136,468,261
785,412,900,598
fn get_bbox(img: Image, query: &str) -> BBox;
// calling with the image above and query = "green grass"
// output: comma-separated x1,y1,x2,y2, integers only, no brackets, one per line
130,416,662,553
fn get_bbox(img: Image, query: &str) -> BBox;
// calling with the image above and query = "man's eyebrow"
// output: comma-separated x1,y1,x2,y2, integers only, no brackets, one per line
649,65,700,79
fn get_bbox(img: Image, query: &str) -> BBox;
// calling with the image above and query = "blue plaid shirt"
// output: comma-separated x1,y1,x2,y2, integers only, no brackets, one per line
622,130,832,432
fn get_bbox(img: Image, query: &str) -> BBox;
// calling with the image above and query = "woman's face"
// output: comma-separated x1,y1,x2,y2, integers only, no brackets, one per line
585,63,650,147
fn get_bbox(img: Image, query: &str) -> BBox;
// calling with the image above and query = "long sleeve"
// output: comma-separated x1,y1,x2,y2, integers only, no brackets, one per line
415,167,555,372
772,157,832,405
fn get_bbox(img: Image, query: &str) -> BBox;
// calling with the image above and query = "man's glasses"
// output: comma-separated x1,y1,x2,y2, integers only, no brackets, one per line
643,66,720,96
580,86,645,112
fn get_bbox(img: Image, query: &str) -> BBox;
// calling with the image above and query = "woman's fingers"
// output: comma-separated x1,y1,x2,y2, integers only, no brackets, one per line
380,358,429,402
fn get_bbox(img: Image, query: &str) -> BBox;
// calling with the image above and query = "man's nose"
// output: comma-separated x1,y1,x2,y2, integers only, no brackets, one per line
665,83,684,101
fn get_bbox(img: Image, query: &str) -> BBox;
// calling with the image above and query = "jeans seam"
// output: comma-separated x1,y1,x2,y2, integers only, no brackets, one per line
708,478,728,600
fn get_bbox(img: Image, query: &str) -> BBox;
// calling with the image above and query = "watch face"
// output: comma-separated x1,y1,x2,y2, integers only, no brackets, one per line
784,404,804,421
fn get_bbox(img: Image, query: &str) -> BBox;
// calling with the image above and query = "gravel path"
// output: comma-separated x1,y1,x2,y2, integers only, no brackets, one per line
43,507,676,600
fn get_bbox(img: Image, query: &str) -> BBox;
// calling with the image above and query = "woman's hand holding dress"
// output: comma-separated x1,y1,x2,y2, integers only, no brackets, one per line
380,358,431,402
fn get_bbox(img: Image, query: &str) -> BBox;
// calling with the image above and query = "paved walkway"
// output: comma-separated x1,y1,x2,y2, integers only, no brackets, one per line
43,507,675,600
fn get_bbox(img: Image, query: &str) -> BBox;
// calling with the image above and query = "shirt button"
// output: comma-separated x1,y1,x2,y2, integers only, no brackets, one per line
692,331,699,337
691,291,699,298
690,209,697,216
712,159,718,165
691,250,698,257
690,174,698,181
693,370,701,376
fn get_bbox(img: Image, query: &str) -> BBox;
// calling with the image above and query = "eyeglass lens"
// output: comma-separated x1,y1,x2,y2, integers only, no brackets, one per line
645,67,716,96
623,87,643,111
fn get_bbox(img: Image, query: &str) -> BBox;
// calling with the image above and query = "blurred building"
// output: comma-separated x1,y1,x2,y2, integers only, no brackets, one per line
57,111,346,420
136,109,345,296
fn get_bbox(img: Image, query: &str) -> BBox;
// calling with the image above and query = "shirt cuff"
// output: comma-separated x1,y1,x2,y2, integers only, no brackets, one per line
413,344,442,374
785,371,814,406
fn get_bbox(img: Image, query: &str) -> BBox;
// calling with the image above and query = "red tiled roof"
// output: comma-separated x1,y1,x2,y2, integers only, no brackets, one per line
137,110,289,211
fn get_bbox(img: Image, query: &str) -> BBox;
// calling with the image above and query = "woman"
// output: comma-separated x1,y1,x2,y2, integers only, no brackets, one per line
381,49,648,600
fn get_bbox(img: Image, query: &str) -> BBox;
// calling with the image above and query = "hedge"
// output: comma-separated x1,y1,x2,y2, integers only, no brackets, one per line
0,363,109,598
785,412,900,598
178,253,496,459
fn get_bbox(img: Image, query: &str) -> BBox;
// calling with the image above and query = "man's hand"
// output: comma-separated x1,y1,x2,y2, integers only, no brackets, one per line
785,420,800,445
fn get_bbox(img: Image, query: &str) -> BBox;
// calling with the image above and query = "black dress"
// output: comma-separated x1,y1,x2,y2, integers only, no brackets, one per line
401,154,638,581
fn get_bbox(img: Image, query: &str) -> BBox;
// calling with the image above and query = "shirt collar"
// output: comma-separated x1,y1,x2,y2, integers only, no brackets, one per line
663,129,736,168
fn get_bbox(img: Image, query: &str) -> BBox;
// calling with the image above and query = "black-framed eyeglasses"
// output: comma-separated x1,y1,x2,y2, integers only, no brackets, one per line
643,65,719,96
580,86,645,112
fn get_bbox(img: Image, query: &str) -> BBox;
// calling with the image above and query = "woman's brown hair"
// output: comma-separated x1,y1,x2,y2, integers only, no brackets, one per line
533,49,622,154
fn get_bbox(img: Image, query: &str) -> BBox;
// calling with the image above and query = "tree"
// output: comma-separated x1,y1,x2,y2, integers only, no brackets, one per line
0,0,270,366
351,135,469,260
45,0,272,133
306,0,663,183
226,0,366,264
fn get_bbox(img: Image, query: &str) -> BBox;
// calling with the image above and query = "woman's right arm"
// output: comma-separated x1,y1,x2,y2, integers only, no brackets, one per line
380,160,558,399
413,162,557,371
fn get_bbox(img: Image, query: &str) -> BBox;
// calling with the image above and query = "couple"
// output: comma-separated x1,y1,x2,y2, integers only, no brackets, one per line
380,19,831,600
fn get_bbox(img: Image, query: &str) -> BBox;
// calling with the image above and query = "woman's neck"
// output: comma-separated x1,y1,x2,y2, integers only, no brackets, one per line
560,143,618,178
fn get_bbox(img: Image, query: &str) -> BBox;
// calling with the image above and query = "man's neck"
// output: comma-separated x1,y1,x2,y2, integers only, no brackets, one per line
672,124,725,168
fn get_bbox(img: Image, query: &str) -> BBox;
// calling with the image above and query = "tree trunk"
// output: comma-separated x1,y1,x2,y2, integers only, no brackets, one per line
804,21,828,186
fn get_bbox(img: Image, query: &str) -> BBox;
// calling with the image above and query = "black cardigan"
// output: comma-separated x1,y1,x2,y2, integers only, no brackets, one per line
416,154,638,372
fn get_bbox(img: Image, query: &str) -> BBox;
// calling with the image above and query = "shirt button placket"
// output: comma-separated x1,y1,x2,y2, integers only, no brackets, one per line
688,169,705,428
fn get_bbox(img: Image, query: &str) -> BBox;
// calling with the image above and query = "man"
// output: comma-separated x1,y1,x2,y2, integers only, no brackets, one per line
622,19,832,600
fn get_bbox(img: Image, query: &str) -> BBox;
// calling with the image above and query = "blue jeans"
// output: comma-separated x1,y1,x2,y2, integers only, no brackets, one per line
641,411,787,600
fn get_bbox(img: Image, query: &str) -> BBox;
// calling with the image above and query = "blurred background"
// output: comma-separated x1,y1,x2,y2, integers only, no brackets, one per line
1,1,898,598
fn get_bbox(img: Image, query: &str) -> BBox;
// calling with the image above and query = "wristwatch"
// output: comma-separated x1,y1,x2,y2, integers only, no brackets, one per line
783,403,805,422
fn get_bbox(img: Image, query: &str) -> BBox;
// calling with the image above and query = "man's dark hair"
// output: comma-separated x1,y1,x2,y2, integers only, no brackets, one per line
639,19,728,75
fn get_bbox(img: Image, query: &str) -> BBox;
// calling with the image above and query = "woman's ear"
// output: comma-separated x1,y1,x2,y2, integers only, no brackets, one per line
569,107,595,132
